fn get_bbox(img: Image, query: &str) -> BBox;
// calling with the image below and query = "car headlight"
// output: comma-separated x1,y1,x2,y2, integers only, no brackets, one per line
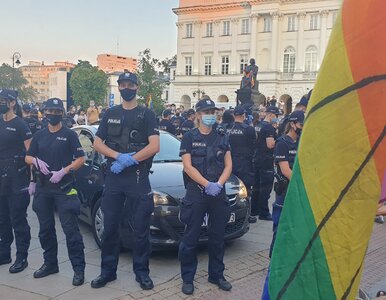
238,180,248,199
153,191,169,206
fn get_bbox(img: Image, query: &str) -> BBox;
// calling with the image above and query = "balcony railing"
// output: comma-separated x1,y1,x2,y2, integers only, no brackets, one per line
281,72,294,80
303,72,318,80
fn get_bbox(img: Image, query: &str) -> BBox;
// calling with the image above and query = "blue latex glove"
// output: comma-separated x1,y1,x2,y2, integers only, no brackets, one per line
116,152,139,168
205,182,222,196
110,161,126,174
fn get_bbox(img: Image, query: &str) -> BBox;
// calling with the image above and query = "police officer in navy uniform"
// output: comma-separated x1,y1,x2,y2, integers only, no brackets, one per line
270,110,304,257
0,89,32,274
91,72,160,290
179,98,233,295
251,106,280,221
25,98,86,286
23,104,43,135
228,105,257,222
159,109,177,135
180,109,196,136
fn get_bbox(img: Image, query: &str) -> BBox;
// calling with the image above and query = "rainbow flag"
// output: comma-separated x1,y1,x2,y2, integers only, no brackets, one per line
146,94,154,109
268,1,386,299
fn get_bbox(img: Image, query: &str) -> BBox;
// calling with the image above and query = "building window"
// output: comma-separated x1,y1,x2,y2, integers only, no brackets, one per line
206,22,213,37
241,19,250,34
221,56,230,75
185,57,192,75
240,54,249,74
305,45,318,72
310,14,319,30
287,15,296,31
204,56,212,75
223,21,231,36
283,47,296,73
186,23,193,38
263,17,272,32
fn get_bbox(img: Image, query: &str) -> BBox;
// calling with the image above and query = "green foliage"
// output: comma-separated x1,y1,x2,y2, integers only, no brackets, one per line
158,55,177,74
0,63,38,102
69,60,108,109
136,49,167,115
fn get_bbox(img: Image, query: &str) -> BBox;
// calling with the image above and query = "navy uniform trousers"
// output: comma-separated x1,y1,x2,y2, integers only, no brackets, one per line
33,185,85,272
101,170,154,278
251,165,274,217
178,183,231,284
269,192,286,258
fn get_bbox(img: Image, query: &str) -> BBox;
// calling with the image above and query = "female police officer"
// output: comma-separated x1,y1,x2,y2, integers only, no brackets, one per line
270,110,304,257
25,98,86,286
0,89,32,274
179,98,233,295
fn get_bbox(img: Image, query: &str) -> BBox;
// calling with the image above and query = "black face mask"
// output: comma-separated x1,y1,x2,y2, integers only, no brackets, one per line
120,88,137,102
46,114,63,126
295,127,302,136
0,102,9,114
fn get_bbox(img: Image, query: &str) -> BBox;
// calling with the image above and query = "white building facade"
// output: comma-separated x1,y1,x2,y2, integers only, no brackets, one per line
170,0,342,108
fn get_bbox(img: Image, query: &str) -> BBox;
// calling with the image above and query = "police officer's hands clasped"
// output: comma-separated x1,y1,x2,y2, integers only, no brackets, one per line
110,152,139,174
49,168,67,184
33,157,51,175
205,182,223,196
28,182,36,196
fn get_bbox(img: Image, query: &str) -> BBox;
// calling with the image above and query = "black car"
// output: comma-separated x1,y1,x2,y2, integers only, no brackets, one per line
73,125,250,249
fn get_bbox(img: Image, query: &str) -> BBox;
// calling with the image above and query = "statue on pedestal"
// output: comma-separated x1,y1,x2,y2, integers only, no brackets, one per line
236,58,261,106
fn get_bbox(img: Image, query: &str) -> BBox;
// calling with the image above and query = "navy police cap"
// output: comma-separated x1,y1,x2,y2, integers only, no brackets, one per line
266,106,280,116
186,108,195,116
117,71,138,85
162,109,172,117
22,103,32,112
195,98,217,112
289,110,305,124
233,105,246,116
44,98,64,111
0,89,18,101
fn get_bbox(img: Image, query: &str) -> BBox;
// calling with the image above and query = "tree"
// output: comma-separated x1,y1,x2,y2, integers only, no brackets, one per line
69,60,108,109
158,55,177,74
0,63,38,102
136,49,167,115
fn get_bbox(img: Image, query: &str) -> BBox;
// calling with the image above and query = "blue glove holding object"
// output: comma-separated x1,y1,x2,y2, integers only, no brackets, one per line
116,152,139,168
205,182,222,196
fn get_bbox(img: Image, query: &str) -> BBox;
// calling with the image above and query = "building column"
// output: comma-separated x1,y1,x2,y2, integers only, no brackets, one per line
250,14,259,61
176,22,184,76
193,21,202,75
212,20,221,75
270,12,280,71
296,12,306,71
319,10,329,63
230,17,239,74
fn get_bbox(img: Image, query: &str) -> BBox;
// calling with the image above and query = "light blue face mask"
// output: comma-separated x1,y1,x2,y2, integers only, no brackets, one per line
271,118,279,124
202,114,216,127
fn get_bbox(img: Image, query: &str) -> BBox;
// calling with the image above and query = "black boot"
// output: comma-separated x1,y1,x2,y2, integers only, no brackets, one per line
9,259,28,273
33,264,59,278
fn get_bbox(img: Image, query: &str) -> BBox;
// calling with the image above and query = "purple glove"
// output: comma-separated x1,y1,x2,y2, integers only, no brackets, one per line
205,182,222,196
49,168,67,184
33,158,50,175
28,182,36,196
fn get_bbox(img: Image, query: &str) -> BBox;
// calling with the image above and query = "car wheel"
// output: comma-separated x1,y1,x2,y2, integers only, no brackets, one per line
91,198,103,248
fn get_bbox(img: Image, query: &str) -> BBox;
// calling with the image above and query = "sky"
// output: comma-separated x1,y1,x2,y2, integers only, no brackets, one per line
0,0,179,66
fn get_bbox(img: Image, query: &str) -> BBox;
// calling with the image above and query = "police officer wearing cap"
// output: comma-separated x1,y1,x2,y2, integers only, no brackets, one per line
251,106,280,221
25,97,86,286
179,98,233,295
91,72,160,290
159,109,176,135
270,110,304,257
228,105,256,201
180,109,196,136
23,104,43,135
0,89,32,274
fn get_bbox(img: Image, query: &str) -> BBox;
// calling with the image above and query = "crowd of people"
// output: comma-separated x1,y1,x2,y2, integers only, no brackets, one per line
0,71,385,297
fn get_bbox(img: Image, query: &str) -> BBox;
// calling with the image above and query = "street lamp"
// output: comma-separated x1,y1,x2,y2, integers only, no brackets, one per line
192,89,205,100
12,52,21,91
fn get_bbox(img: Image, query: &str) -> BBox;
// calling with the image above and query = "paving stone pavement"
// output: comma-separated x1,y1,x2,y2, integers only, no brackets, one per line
0,202,385,299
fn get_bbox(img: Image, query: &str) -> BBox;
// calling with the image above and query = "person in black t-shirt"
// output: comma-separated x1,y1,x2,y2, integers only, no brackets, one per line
23,105,43,135
159,109,176,135
180,108,196,136
25,98,86,286
0,89,32,274
251,106,280,221
179,98,233,295
91,72,160,290
270,110,304,257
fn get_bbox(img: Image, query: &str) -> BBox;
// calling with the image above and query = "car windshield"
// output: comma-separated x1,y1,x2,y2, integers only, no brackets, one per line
153,132,182,162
